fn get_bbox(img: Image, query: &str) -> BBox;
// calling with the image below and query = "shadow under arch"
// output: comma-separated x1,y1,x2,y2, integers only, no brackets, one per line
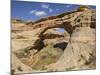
33,22,73,52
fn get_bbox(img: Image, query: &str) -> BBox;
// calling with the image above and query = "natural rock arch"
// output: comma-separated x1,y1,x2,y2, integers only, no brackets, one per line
32,7,95,51
38,25,72,39
32,6,95,39
28,6,96,71
11,6,96,73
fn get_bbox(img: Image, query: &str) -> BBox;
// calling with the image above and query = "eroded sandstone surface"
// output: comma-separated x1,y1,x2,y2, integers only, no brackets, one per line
11,6,96,74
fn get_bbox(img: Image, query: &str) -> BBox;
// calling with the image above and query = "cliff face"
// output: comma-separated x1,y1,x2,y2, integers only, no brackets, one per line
11,6,96,74
46,27,96,71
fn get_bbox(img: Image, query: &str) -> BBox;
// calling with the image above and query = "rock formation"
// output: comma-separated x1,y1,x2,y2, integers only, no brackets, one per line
11,6,96,74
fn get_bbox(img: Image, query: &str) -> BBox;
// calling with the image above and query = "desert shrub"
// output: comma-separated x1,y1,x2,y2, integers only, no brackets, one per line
32,45,63,70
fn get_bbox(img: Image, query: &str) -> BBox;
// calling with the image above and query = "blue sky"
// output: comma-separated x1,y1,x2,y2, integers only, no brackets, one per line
11,0,96,21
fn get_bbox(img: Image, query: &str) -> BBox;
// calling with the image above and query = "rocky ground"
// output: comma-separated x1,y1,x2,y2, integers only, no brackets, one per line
11,6,96,74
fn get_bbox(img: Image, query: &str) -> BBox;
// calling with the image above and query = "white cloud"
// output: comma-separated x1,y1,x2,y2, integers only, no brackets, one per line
35,11,46,16
41,4,53,13
65,5,72,8
49,8,53,12
30,10,37,14
30,10,47,16
41,4,49,9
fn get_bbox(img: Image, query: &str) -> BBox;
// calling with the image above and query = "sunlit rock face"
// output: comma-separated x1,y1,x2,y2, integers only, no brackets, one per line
46,27,96,71
11,6,96,74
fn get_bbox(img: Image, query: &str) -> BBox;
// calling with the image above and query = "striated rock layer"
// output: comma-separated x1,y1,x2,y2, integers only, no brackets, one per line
11,6,96,74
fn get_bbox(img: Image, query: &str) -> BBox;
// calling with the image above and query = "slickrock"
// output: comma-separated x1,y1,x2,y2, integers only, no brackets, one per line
11,6,96,73
11,52,32,74
46,27,96,71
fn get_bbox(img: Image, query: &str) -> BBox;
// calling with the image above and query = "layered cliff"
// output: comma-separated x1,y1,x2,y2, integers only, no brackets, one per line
11,6,96,74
